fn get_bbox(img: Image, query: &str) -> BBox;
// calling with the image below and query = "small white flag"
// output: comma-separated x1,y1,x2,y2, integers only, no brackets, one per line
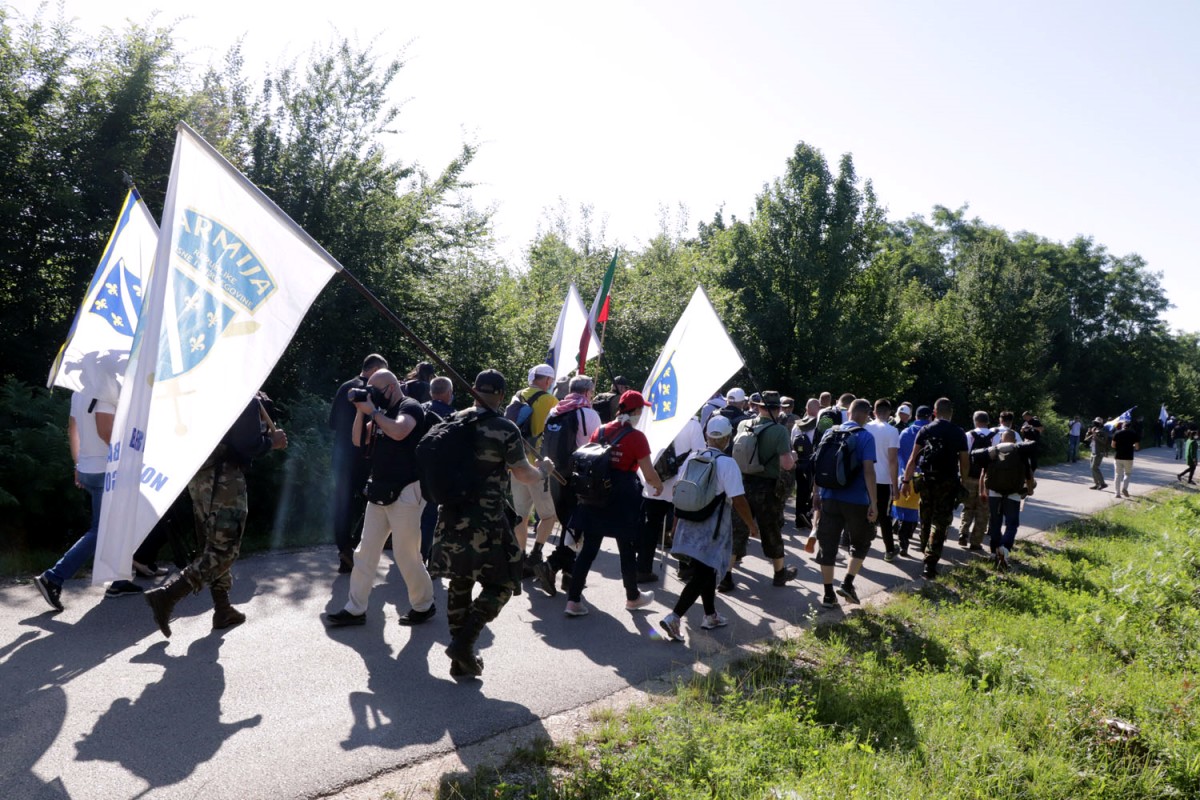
545,283,602,382
94,123,340,584
47,189,158,393
636,286,744,460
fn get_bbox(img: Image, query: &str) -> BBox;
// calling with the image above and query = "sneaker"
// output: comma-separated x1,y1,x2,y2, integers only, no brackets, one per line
717,573,736,594
700,612,729,630
625,590,655,611
836,582,860,604
105,580,143,598
564,600,589,617
997,546,1010,571
922,564,938,580
132,561,170,578
658,613,685,642
635,571,660,584
1089,484,1101,490
772,564,798,587
324,609,366,627
532,560,557,597
398,603,437,626
33,574,63,612
883,550,896,563
821,593,839,609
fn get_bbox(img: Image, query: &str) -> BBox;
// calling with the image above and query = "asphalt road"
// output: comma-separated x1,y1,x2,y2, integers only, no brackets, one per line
0,445,1187,799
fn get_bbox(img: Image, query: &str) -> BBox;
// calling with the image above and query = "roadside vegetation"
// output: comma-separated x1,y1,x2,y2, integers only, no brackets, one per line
437,487,1200,799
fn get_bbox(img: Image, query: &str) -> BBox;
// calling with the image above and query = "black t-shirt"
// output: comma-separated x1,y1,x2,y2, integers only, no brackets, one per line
1020,418,1043,449
329,375,366,450
914,419,968,480
1111,428,1138,460
369,398,427,490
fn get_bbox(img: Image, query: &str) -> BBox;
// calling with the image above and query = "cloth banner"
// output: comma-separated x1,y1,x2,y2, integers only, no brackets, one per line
94,122,340,584
47,189,159,393
636,286,744,461
546,283,602,382
1105,406,1136,433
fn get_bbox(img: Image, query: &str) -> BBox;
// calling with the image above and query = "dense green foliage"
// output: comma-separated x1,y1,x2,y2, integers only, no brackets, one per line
438,488,1200,799
1,8,1196,551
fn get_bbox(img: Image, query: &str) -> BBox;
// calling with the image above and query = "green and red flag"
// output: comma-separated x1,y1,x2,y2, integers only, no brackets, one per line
578,250,617,374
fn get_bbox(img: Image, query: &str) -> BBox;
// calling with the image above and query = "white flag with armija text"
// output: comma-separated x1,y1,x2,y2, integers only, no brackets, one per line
94,123,340,584
637,286,744,461
47,188,158,393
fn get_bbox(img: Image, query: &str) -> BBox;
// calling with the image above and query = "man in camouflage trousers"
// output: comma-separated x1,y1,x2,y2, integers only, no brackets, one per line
427,369,545,679
145,394,287,637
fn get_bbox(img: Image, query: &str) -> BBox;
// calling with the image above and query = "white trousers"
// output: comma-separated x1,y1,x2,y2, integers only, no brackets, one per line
1113,458,1133,494
345,481,434,614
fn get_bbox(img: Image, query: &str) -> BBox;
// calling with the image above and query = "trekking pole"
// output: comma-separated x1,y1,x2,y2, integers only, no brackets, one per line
336,268,566,484
657,512,668,579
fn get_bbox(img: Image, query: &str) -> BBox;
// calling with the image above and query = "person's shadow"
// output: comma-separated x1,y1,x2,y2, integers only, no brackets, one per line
73,634,261,790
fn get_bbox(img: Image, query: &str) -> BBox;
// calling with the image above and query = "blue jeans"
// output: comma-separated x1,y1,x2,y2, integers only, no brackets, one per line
987,495,1021,552
45,471,105,586
1067,435,1080,462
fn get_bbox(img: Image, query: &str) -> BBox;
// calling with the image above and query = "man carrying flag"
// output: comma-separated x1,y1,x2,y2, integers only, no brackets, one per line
95,123,338,639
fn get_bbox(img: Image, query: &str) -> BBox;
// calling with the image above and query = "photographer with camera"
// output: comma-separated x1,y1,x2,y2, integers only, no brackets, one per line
329,353,388,573
325,369,437,627
1084,417,1110,490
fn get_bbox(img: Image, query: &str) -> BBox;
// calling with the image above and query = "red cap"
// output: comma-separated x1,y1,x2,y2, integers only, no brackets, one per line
617,390,652,412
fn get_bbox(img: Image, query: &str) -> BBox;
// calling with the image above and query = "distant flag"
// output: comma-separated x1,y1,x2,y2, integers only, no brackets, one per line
636,286,744,461
1105,406,1136,432
577,251,617,374
1160,404,1169,425
47,189,158,392
546,283,602,382
93,123,340,585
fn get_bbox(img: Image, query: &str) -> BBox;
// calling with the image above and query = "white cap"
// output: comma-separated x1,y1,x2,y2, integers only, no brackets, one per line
528,364,555,384
725,387,746,403
897,403,913,416
706,415,733,438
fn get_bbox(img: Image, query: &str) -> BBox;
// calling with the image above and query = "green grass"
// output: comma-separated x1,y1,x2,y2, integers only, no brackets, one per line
437,489,1200,799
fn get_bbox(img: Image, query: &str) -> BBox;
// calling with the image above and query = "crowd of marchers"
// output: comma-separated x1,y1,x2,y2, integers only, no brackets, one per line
32,352,1192,680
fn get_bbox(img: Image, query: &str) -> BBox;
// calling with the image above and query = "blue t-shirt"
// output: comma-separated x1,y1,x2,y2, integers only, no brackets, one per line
898,418,929,473
817,422,876,506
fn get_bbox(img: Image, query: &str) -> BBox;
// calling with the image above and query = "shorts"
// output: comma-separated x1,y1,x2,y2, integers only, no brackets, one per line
814,497,873,566
512,474,556,521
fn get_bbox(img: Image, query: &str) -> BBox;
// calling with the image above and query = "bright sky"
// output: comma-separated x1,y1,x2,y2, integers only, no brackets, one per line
10,0,1199,332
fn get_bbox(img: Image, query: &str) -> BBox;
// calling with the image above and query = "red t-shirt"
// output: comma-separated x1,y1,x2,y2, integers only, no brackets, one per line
590,421,650,473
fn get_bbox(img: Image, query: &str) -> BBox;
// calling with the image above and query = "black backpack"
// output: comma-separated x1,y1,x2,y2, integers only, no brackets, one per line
653,440,690,482
984,447,1027,496
504,389,548,440
967,430,996,478
812,425,863,490
592,392,618,424
415,410,498,507
541,407,582,471
570,426,632,507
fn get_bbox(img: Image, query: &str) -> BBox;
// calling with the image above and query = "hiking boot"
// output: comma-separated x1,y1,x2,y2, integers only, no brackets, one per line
34,574,63,612
532,560,557,597
968,544,984,552
958,534,969,546
658,613,685,642
700,612,729,630
922,564,938,580
564,600,589,617
145,576,193,638
398,603,437,626
772,565,798,586
105,580,143,598
821,593,839,609
717,572,736,594
324,609,366,627
210,587,246,630
625,590,655,611
836,582,860,604
445,639,483,678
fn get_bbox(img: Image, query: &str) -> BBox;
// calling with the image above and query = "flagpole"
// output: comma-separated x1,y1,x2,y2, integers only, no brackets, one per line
335,267,564,483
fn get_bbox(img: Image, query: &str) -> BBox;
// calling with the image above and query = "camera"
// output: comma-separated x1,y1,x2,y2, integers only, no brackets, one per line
347,387,370,403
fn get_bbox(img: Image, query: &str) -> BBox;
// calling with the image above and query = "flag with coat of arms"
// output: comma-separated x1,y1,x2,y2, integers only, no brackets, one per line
47,188,159,393
93,122,340,584
636,286,744,461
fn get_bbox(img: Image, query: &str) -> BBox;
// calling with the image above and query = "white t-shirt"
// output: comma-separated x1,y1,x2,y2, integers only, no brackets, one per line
572,407,603,447
1069,421,1082,437
646,417,707,502
679,445,746,501
865,418,900,485
992,424,1023,443
71,390,116,473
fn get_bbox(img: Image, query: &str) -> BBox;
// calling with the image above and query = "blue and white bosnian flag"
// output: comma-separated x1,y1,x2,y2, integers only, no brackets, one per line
93,123,340,584
47,189,158,394
1106,406,1136,432
546,283,602,383
636,286,744,461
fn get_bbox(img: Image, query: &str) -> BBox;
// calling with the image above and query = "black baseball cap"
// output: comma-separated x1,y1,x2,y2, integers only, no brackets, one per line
474,369,506,395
